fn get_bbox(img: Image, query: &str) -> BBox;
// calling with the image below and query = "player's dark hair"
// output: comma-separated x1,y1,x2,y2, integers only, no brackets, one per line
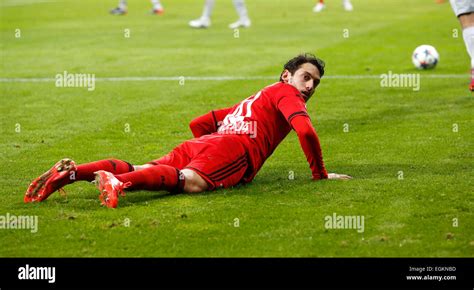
279,53,325,81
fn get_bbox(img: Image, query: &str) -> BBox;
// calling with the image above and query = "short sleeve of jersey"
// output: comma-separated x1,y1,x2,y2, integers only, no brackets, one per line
276,86,309,124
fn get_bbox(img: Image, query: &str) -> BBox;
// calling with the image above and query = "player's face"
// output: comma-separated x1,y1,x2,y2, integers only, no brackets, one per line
282,63,321,101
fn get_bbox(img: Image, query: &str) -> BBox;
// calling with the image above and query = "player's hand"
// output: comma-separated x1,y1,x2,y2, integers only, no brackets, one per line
327,173,352,180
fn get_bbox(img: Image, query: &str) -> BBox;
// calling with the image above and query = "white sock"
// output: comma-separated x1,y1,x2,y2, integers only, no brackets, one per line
118,0,127,10
202,0,215,19
462,26,474,69
343,0,351,4
151,0,162,10
233,0,249,22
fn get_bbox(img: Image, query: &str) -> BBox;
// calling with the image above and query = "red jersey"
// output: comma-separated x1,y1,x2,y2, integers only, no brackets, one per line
189,82,328,182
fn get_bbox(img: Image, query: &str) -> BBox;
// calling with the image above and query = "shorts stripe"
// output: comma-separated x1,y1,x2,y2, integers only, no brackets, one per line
212,161,247,182
209,157,247,181
207,154,246,178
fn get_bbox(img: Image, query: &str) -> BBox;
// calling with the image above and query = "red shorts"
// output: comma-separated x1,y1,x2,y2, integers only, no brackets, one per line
148,134,249,190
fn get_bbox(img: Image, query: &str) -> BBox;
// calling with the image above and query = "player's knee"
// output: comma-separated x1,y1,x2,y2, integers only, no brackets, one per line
459,12,474,28
184,180,207,193
184,183,206,193
181,169,208,193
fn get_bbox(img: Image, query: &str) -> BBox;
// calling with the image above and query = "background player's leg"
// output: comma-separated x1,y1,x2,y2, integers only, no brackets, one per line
458,13,474,90
151,0,164,14
229,0,251,29
189,0,214,28
119,0,127,9
343,0,353,11
110,0,127,15
201,0,215,19
313,0,325,12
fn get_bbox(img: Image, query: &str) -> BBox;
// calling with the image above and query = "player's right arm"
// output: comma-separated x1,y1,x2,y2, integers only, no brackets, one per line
290,115,352,180
189,107,233,138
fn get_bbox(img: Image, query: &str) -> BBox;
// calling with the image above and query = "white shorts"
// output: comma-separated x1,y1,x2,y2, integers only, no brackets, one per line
450,0,474,17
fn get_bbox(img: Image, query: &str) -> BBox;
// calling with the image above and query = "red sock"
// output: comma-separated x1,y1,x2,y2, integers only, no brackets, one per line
319,0,324,3
115,165,185,193
75,159,134,182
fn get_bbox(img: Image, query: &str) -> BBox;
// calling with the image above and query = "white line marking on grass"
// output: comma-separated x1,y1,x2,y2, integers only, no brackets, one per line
0,74,468,83
1,0,55,7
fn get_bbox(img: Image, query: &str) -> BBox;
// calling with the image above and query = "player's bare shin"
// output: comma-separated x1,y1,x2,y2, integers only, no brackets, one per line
327,173,352,180
133,164,153,171
458,12,474,29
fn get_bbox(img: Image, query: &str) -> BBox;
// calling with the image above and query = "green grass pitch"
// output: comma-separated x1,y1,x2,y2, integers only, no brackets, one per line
0,0,472,257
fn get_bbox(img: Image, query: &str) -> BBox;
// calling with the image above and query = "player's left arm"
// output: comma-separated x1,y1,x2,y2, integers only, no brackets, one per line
290,115,328,180
277,89,351,180
291,115,352,180
290,115,352,181
189,107,233,138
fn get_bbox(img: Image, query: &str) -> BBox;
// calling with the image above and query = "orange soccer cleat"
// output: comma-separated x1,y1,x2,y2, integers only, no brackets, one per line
24,158,77,203
94,170,130,208
152,8,164,15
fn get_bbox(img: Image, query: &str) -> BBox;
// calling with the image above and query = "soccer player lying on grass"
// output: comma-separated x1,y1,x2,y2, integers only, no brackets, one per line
24,53,352,208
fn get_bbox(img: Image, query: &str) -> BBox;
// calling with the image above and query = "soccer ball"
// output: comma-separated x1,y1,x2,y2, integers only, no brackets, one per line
412,45,439,70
